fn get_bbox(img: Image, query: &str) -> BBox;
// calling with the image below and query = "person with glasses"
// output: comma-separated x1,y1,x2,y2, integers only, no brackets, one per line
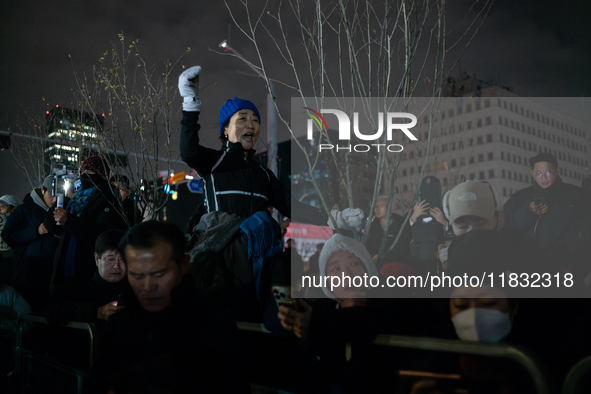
504,152,590,272
45,229,129,325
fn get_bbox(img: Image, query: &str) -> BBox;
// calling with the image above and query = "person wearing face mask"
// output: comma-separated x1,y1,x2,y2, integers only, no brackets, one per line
449,283,517,344
442,281,539,393
427,236,585,393
406,272,550,394
46,155,129,296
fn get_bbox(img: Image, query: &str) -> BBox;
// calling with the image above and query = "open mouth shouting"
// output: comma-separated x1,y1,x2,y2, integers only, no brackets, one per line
243,132,254,143
224,109,261,150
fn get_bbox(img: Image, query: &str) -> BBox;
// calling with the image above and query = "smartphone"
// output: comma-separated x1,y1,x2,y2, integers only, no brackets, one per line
272,285,297,311
56,194,64,226
533,197,547,206
418,176,442,211
116,293,125,307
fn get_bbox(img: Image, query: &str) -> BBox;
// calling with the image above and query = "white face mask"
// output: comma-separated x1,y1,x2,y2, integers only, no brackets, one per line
451,307,512,343
438,247,449,265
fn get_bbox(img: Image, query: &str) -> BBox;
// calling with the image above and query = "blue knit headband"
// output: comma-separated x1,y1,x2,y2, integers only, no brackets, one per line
218,97,261,135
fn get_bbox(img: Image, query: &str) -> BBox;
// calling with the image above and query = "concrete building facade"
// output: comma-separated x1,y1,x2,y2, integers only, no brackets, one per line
392,87,590,212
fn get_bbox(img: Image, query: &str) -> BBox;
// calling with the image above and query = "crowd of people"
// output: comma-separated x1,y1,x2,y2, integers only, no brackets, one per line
0,64,589,393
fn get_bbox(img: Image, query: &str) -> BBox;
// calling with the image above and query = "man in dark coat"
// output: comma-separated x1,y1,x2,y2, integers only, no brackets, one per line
3,176,61,312
101,220,248,393
45,229,127,325
503,152,591,270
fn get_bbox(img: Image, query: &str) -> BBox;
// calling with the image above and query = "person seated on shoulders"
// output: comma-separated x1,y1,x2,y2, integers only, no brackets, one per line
178,65,365,318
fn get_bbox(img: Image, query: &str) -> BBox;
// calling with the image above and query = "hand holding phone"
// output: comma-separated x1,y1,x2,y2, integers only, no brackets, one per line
272,285,297,311
529,200,549,216
97,300,125,321
276,298,312,339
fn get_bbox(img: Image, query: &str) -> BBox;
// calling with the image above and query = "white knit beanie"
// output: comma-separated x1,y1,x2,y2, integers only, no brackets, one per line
318,233,379,299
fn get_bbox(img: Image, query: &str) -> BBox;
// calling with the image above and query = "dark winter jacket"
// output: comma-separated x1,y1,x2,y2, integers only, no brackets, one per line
120,197,142,226
365,213,412,269
45,270,128,325
45,179,128,295
3,190,58,266
3,190,59,309
180,111,326,224
101,278,249,393
503,177,591,256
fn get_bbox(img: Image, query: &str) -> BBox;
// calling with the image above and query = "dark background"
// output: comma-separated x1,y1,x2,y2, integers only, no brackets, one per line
1,0,590,200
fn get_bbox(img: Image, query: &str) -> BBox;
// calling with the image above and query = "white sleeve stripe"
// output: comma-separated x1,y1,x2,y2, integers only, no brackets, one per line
210,174,220,211
259,164,270,182
202,183,210,211
215,190,268,201
211,150,228,173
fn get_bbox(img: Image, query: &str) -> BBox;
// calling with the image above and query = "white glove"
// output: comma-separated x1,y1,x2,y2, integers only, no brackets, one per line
178,66,202,112
342,208,365,232
327,208,365,232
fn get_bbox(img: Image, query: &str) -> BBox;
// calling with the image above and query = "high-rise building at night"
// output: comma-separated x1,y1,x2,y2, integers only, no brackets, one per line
44,106,104,173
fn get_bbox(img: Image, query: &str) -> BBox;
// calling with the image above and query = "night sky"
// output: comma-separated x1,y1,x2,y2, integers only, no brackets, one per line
1,0,590,198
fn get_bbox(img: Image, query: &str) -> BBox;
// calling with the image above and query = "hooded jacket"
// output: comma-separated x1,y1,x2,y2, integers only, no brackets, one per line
318,233,381,300
3,190,58,265
3,189,60,309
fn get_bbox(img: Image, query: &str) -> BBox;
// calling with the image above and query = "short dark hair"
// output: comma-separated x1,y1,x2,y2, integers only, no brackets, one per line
95,229,125,257
528,152,558,170
119,220,187,267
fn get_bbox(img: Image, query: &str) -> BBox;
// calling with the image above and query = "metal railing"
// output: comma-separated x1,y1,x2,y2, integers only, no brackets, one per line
374,334,550,394
16,314,98,368
236,322,552,393
236,321,271,333
15,314,98,394
11,317,556,394
562,355,591,394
